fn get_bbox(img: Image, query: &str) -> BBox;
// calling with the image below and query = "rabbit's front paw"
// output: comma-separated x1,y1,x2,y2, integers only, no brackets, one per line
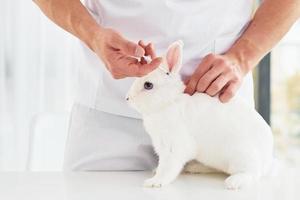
143,177,163,188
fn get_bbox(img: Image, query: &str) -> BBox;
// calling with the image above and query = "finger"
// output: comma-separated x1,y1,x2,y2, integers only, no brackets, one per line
196,64,223,93
184,78,190,86
138,41,157,59
124,56,139,64
145,43,156,59
219,82,239,103
184,56,214,95
205,73,230,97
137,57,162,76
117,37,145,57
111,73,126,79
122,57,162,77
109,52,146,78
193,54,216,80
138,40,147,48
114,56,139,75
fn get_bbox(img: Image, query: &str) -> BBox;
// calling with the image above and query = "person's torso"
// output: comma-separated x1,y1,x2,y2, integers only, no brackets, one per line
74,0,255,118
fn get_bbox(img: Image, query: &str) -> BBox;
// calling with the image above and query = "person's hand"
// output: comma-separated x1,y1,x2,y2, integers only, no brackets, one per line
184,53,247,103
91,28,162,79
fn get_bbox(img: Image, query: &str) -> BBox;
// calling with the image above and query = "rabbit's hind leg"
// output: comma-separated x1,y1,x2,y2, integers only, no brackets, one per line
225,157,261,189
225,172,258,189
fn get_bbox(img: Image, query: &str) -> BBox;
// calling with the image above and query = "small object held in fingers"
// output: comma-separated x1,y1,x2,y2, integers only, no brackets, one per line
143,55,152,64
138,55,152,64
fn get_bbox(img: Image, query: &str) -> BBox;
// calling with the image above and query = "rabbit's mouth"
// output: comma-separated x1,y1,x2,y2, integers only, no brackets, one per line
125,94,135,102
125,95,135,106
125,96,132,103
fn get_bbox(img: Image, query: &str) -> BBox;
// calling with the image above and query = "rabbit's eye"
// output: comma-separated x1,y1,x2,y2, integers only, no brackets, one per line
144,81,153,90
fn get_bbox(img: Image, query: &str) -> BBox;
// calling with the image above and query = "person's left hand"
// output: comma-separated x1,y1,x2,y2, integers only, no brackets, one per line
184,53,247,103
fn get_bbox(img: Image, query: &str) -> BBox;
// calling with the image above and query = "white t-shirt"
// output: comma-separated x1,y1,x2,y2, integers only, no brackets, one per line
73,0,255,119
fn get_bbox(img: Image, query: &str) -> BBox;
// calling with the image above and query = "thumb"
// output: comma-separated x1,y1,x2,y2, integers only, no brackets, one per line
119,39,145,57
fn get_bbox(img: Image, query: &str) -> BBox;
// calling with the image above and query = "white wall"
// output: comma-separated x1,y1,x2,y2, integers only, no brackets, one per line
0,0,77,170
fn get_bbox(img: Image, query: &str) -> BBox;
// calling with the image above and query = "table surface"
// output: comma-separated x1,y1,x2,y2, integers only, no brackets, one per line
0,167,299,200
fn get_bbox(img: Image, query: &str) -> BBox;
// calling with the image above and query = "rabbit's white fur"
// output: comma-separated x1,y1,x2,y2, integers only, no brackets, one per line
126,41,274,189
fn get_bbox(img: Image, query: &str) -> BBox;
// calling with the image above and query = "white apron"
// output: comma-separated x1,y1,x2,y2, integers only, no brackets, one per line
64,0,255,170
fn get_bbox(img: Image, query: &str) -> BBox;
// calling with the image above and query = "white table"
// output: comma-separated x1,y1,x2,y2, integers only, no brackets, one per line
0,168,299,200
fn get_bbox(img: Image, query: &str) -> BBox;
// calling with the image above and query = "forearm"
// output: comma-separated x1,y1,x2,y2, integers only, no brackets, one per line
33,0,102,50
226,0,300,74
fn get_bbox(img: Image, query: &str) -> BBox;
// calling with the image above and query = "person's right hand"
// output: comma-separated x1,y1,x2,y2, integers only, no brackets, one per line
91,28,162,79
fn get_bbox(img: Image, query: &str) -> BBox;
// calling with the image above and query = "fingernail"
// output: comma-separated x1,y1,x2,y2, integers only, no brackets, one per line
156,57,163,62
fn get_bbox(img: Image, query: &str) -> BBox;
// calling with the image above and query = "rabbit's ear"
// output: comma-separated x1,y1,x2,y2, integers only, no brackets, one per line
166,40,184,74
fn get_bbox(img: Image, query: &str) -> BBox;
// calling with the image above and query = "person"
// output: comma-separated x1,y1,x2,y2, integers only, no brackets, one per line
33,0,300,171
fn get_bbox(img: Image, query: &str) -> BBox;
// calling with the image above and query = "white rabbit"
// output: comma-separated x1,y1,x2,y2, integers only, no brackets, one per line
126,40,274,189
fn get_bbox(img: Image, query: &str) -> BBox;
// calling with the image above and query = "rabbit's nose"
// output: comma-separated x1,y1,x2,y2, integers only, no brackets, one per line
126,97,129,101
